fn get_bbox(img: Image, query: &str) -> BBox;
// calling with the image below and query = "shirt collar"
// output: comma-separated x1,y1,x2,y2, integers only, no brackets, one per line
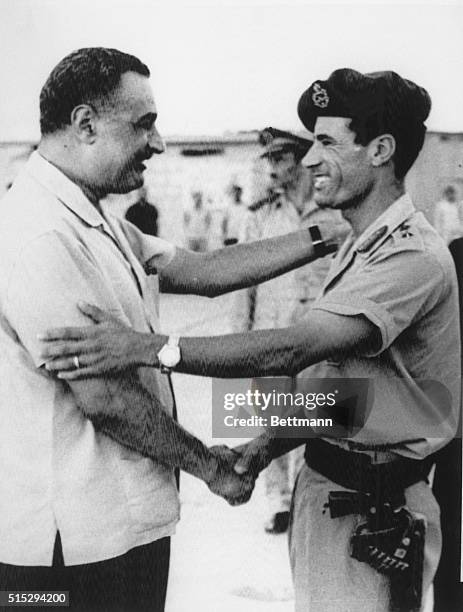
351,193,416,257
300,198,317,219
25,151,106,228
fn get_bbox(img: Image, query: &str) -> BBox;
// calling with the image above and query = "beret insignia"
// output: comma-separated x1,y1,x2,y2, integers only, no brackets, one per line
312,83,330,109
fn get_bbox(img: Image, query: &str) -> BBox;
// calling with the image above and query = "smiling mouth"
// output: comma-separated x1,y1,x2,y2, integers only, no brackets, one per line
313,175,330,189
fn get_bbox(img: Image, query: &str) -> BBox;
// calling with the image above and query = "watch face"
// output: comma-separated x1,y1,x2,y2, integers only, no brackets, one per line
160,345,180,367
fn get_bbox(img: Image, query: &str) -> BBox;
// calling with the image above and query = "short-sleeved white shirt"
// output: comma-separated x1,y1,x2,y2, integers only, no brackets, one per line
300,195,461,459
0,152,180,566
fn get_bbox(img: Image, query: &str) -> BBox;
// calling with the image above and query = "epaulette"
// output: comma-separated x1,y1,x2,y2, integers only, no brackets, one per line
357,225,388,253
397,221,414,238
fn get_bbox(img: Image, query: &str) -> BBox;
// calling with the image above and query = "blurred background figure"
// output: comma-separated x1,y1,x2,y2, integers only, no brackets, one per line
222,182,246,246
125,186,159,236
183,189,212,251
231,127,348,534
433,184,463,244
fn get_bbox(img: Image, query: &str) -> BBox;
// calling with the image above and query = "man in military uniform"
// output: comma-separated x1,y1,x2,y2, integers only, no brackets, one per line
40,69,460,611
242,69,459,611
232,128,347,534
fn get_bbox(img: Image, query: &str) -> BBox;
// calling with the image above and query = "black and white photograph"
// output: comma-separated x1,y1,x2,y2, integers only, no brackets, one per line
0,1,462,611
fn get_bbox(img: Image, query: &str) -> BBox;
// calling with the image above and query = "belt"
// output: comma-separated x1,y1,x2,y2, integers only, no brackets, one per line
304,438,433,505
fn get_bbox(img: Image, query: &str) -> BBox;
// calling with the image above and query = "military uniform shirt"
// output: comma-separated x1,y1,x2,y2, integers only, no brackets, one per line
302,194,461,459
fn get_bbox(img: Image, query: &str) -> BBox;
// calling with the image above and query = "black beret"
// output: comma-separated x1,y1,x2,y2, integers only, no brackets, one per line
297,68,431,133
259,127,313,159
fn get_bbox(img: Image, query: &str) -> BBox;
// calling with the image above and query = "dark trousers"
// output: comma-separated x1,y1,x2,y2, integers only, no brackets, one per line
0,533,170,612
433,437,463,612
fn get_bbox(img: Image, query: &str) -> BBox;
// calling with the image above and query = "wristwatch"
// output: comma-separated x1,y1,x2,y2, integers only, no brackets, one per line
157,335,181,374
308,225,338,258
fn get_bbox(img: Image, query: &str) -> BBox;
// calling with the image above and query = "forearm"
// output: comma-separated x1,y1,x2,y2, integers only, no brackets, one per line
75,374,217,483
44,308,377,381
160,229,334,297
137,309,377,379
139,326,313,377
252,430,307,461
204,230,318,296
234,430,308,476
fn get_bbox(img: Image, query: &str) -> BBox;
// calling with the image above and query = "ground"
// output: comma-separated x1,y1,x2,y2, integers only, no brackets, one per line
159,293,434,612
160,293,294,612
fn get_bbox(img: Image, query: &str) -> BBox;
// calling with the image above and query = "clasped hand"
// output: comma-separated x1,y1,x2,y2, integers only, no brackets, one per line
207,439,272,506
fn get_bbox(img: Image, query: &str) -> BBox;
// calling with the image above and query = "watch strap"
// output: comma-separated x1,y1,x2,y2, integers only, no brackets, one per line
308,224,337,258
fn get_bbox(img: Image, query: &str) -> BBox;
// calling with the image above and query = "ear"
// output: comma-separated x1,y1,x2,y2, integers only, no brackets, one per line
368,134,396,167
69,104,98,144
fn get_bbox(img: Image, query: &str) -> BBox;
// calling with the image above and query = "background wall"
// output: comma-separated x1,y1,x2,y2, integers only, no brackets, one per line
1,130,462,245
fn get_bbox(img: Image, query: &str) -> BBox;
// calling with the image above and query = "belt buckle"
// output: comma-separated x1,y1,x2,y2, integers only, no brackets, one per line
370,450,395,465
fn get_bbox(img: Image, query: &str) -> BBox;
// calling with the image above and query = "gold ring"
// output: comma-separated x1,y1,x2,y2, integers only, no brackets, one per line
73,355,80,369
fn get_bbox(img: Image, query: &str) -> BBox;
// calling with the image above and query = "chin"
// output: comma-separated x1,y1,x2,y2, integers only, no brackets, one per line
113,175,144,194
313,194,338,209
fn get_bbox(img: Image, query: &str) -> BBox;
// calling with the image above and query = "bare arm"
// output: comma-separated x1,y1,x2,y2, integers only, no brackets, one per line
42,307,379,379
145,309,378,378
66,373,254,503
158,229,337,297
233,433,308,476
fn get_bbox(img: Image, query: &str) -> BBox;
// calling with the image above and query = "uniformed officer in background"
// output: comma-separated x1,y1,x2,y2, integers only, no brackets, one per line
232,127,347,534
41,69,461,612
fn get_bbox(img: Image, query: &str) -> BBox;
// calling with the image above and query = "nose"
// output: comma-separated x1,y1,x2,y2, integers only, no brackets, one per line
301,141,322,169
148,125,166,155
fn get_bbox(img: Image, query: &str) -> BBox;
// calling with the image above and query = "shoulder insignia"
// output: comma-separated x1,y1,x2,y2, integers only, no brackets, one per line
356,225,388,253
398,222,414,238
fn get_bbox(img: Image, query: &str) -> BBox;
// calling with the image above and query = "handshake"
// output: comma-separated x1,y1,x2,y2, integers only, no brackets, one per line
204,438,272,506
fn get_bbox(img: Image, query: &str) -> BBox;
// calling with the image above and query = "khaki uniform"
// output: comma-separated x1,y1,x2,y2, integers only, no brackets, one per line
290,194,461,611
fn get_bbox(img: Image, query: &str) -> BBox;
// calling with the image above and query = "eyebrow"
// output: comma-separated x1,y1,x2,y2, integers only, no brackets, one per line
315,133,335,142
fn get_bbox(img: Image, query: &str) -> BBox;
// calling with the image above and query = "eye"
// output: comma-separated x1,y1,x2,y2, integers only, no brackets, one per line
316,134,335,147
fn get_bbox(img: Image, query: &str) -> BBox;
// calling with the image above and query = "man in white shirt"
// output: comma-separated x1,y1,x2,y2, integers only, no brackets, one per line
0,47,339,611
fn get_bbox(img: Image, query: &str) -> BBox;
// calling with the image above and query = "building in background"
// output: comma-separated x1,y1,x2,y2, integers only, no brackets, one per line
1,131,463,244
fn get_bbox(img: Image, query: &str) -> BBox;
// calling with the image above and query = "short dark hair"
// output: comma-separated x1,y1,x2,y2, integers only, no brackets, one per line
40,47,150,135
